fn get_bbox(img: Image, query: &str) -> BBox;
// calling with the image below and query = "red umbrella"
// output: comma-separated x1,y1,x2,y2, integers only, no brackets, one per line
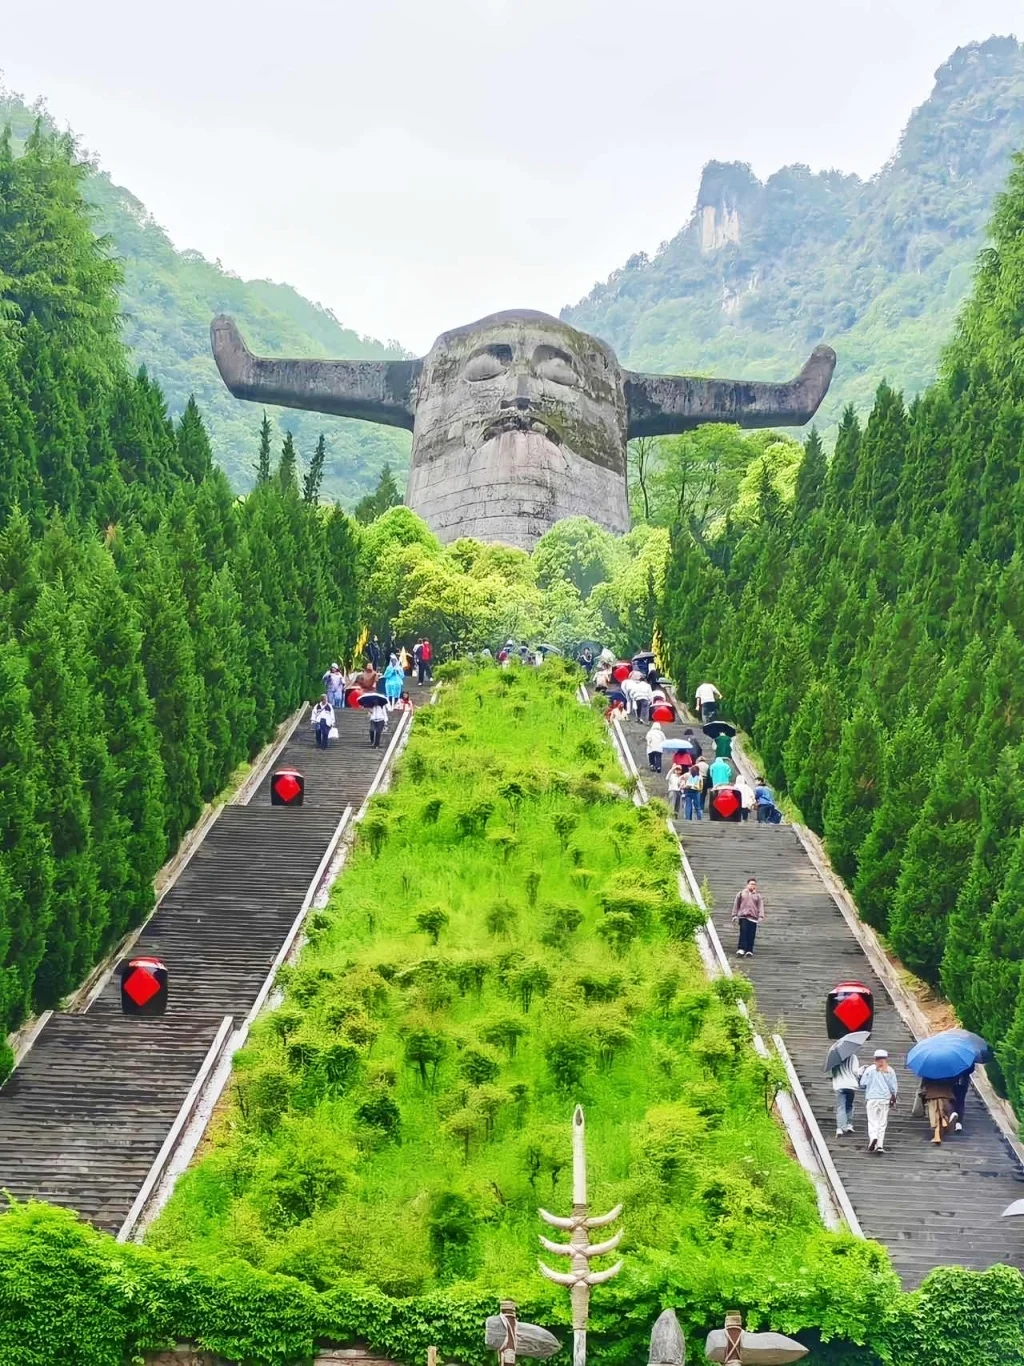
651,703,675,723
346,687,364,708
612,662,631,683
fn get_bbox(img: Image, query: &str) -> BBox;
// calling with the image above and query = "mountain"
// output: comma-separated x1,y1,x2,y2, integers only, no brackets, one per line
0,90,411,505
564,36,1024,437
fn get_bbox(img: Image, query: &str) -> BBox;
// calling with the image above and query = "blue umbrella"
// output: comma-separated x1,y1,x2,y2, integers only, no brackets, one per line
906,1034,977,1080
607,688,627,704
940,1027,992,1064
662,737,699,752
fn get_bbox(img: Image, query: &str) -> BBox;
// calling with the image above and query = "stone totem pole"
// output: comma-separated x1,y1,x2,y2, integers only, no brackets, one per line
211,311,835,549
537,1106,623,1366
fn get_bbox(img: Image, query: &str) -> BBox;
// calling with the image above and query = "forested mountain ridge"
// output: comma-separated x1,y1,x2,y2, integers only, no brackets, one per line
0,90,411,504
565,36,1024,436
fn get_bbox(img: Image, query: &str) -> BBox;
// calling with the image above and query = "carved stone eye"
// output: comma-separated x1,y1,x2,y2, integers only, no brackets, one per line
533,345,579,387
464,345,512,381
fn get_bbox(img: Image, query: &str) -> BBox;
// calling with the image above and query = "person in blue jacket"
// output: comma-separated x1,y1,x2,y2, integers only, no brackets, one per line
754,776,775,824
383,654,405,709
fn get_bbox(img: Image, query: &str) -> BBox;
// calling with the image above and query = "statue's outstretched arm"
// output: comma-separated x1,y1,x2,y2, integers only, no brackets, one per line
211,316,421,431
625,344,836,438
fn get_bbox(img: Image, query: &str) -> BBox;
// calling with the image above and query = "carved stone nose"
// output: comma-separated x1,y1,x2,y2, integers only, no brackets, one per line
499,395,533,411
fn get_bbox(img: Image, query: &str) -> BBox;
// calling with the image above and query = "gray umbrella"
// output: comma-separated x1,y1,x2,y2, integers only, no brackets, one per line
823,1030,871,1074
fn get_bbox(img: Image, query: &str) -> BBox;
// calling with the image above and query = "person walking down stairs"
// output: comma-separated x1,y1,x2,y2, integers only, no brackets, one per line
731,877,764,957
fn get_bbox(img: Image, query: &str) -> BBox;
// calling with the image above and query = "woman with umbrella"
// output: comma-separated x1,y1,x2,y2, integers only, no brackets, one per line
825,1032,869,1138
907,1031,988,1139
383,654,405,709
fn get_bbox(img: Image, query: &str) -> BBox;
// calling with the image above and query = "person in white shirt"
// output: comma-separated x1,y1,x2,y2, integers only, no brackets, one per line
666,762,685,817
694,681,722,723
311,695,335,749
631,678,653,723
369,702,388,750
645,721,666,772
735,776,755,822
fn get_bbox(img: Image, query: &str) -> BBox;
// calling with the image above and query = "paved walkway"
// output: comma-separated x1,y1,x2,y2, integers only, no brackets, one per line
619,719,1024,1288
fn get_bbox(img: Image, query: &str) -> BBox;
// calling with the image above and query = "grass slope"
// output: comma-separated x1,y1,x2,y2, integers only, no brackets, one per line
150,661,892,1338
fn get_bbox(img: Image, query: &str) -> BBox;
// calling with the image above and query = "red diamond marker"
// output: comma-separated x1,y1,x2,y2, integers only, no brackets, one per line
273,773,301,803
712,789,741,819
123,966,160,1007
834,993,871,1032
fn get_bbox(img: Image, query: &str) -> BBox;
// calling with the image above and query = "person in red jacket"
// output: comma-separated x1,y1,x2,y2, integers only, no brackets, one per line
418,637,433,685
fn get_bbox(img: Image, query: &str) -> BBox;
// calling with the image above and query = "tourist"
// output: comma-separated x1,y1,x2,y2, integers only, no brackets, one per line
367,635,382,669
709,754,732,787
413,639,423,676
383,654,404,709
736,775,755,822
859,1049,898,1153
666,762,686,817
419,637,433,685
680,728,702,762
754,775,775,824
917,1078,955,1145
605,696,626,723
683,765,704,821
322,662,346,710
397,690,414,711
631,676,653,724
311,694,335,750
645,719,666,773
731,876,764,957
368,699,388,749
831,1050,862,1137
695,680,722,723
713,730,734,760
593,664,612,692
579,646,594,673
359,660,379,691
697,755,711,809
950,1063,974,1133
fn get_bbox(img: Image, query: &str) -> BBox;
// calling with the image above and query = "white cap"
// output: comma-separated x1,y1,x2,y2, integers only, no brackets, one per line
873,1049,888,1059
331,662,339,668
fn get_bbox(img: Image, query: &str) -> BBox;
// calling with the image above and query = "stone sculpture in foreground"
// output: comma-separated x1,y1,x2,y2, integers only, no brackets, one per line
211,309,835,549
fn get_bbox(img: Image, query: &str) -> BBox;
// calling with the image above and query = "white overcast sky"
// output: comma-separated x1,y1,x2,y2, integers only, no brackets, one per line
3,1,1021,353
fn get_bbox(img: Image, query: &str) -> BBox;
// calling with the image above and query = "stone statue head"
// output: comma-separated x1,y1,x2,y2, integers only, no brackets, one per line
211,309,834,549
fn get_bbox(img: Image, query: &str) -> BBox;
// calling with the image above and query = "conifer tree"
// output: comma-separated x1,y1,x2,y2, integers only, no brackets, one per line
0,640,53,1029
782,674,844,831
277,431,299,493
303,433,327,504
255,412,273,485
793,428,826,520
821,706,884,882
823,404,860,509
852,712,937,933
851,382,906,526
942,745,1024,1020
177,397,214,484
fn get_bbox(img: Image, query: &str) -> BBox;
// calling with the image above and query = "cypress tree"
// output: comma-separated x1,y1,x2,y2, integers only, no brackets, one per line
942,745,1024,1021
277,431,299,493
782,672,844,832
303,433,327,504
888,753,980,982
793,428,826,521
177,396,214,483
852,712,937,934
851,382,906,526
255,412,273,485
965,828,1024,1091
821,706,884,882
0,640,53,1029
823,404,860,510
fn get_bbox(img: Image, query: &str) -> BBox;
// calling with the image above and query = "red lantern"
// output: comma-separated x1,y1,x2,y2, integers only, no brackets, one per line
271,768,305,806
709,787,743,821
612,663,630,683
120,955,168,1015
651,703,675,723
826,981,874,1038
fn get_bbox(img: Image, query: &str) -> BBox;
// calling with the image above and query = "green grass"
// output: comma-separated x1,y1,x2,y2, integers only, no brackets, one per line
149,660,889,1314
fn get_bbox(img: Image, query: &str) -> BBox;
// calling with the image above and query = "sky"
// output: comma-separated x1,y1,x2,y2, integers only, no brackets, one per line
3,1,1022,354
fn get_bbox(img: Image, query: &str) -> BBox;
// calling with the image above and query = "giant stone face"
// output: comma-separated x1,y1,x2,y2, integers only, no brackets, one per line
211,308,834,550
407,311,629,547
